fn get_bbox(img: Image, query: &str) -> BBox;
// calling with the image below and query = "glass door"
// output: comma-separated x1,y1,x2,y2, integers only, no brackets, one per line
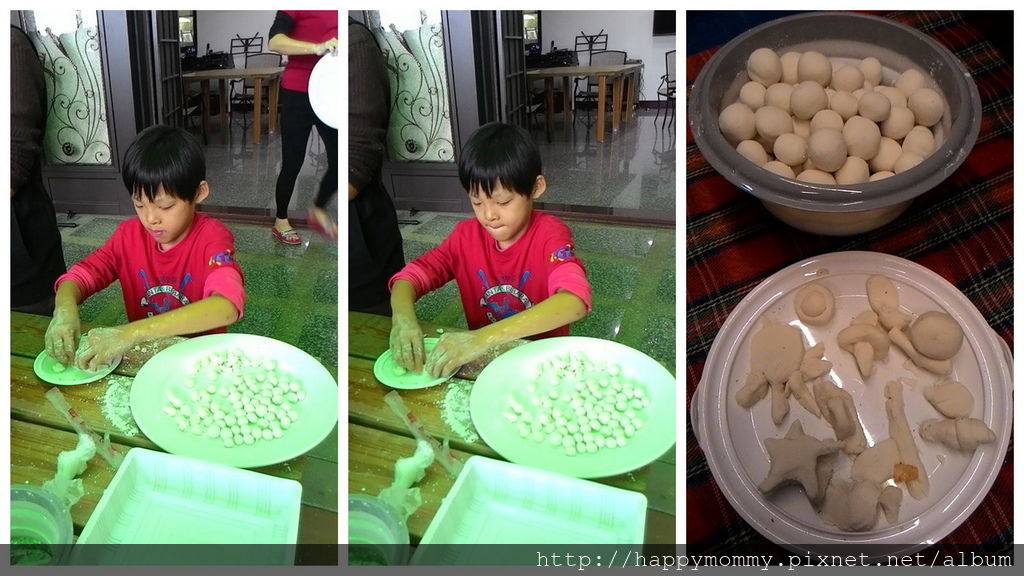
15,9,142,215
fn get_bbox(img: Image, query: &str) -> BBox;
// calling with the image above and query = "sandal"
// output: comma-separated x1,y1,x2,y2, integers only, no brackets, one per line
272,226,302,245
307,207,338,240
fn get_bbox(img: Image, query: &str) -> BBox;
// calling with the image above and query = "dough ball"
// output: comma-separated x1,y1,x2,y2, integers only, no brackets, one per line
796,169,837,185
868,137,903,173
880,106,915,140
807,128,848,172
719,102,756,143
794,283,836,325
869,170,895,181
876,85,908,109
773,133,808,167
835,156,870,185
811,109,844,133
895,68,928,97
739,81,767,111
754,105,793,142
908,88,944,127
858,57,883,86
858,91,891,123
843,115,882,161
763,160,796,178
829,91,859,121
910,311,964,360
797,51,832,86
764,83,794,114
902,125,936,158
51,361,67,373
893,151,924,174
747,47,783,86
831,65,865,93
780,51,801,84
793,118,811,139
736,140,769,166
791,81,829,120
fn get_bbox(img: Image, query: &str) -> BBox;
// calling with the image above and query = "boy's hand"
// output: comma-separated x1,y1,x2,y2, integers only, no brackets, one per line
314,37,338,56
75,327,134,372
390,315,425,372
45,308,81,365
424,330,489,379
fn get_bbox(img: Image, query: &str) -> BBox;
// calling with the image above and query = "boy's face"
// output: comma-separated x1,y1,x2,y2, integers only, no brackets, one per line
133,183,209,251
470,176,546,250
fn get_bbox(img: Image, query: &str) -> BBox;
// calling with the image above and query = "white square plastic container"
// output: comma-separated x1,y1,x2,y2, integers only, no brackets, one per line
74,448,302,564
412,456,646,563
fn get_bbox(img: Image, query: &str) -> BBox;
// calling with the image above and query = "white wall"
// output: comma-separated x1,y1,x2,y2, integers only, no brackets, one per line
541,10,676,102
197,10,278,68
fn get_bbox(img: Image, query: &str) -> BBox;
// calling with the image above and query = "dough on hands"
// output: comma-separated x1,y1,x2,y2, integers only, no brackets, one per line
758,420,843,501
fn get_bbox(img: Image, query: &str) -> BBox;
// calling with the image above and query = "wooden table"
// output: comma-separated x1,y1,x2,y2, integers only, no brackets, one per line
181,66,284,144
526,63,643,143
347,311,672,548
9,311,305,539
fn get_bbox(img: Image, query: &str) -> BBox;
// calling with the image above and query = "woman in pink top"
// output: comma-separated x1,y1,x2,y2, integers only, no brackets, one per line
267,10,338,244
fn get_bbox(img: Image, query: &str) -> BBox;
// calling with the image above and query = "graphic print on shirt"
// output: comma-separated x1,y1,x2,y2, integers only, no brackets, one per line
550,243,575,263
477,269,533,323
138,269,192,316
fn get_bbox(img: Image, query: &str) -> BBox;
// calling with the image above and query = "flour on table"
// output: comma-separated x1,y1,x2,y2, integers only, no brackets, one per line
441,378,478,443
101,375,140,437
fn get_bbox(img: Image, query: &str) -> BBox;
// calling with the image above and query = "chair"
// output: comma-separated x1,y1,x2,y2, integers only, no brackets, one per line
230,52,282,131
573,50,626,127
654,50,676,128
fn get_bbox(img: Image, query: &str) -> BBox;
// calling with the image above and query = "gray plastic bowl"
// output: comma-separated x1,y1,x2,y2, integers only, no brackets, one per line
689,12,982,235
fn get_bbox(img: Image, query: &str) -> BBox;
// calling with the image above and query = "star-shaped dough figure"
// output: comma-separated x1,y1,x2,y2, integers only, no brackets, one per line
759,420,843,501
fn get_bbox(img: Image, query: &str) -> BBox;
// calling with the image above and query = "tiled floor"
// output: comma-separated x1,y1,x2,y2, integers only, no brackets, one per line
184,106,338,224
531,108,677,221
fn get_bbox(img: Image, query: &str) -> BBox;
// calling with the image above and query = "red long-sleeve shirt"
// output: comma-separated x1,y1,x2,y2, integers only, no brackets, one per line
56,213,245,330
390,211,591,337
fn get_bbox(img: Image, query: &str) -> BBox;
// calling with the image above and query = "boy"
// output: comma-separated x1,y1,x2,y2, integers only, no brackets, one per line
389,122,591,378
44,125,245,371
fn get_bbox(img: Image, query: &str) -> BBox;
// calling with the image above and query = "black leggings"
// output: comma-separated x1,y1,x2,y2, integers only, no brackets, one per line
275,88,339,219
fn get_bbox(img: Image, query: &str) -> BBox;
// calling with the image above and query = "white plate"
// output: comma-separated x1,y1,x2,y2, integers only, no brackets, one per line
693,251,1012,555
130,334,338,468
412,456,646,559
75,448,300,563
308,52,339,128
471,337,676,479
33,350,120,386
373,338,449,389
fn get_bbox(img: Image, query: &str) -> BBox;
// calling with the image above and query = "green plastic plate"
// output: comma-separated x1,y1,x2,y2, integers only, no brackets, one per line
372,338,450,389
33,350,120,386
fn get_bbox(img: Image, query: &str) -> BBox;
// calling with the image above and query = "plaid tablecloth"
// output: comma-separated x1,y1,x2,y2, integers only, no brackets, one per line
685,11,1013,557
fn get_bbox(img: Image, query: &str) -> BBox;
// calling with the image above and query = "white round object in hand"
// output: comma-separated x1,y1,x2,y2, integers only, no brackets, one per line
308,53,340,129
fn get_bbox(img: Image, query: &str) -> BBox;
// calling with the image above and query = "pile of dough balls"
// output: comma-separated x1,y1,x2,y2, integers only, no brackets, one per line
718,47,946,184
503,353,650,457
161,350,305,448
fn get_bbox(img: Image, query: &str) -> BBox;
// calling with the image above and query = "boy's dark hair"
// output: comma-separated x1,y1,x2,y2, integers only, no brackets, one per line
122,125,206,202
458,122,542,197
